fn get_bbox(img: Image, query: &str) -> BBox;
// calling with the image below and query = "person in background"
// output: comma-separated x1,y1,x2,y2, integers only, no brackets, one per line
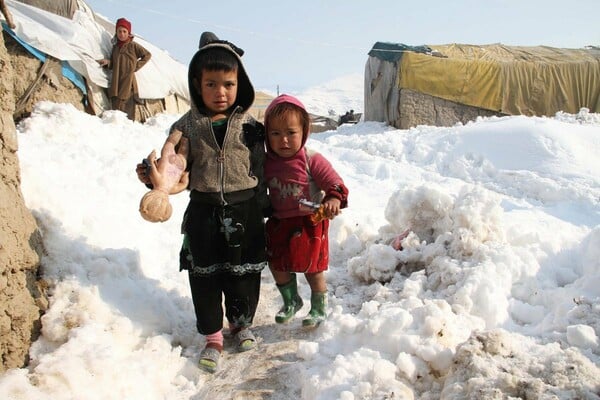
263,94,349,328
136,32,268,374
97,17,151,120
0,0,16,29
339,109,355,124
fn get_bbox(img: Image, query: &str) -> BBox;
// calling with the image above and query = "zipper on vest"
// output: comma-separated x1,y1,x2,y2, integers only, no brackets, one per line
217,113,238,206
214,109,240,206
217,149,227,206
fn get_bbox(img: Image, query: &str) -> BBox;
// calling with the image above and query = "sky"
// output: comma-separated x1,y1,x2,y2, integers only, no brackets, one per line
0,75,599,399
82,0,600,92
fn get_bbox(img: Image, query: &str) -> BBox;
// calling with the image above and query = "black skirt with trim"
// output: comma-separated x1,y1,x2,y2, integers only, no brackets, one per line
179,194,267,276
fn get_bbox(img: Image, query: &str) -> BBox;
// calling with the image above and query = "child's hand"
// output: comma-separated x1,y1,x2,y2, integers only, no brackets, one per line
97,59,109,67
136,150,158,185
322,197,342,219
145,150,161,183
170,171,189,194
135,160,151,185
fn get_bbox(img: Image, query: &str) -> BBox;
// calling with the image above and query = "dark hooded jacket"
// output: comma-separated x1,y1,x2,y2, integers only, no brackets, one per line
170,35,267,209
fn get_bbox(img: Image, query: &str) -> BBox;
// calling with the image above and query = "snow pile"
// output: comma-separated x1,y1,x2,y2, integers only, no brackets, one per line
0,100,598,399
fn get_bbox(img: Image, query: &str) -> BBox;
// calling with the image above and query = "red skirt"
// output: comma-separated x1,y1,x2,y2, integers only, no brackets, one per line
266,215,329,273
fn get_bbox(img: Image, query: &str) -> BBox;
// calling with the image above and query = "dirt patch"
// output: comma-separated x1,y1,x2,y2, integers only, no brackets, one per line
192,280,311,399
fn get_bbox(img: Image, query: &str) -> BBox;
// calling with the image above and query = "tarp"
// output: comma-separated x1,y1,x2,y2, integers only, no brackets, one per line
5,0,189,102
16,0,78,19
369,42,600,116
368,42,432,63
2,22,87,95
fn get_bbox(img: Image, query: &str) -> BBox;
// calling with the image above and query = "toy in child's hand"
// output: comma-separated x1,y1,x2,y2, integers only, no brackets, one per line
298,199,328,223
139,142,187,223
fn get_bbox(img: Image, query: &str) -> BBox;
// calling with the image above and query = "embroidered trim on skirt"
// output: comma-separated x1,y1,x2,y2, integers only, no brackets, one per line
180,196,267,276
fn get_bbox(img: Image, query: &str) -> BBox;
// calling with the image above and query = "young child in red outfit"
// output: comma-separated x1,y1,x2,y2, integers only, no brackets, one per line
263,94,349,328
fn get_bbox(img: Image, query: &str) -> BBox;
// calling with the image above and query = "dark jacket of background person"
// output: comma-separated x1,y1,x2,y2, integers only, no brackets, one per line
107,39,151,102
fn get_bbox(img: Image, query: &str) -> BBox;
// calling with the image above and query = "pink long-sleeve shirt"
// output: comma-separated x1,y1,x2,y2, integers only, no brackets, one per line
264,147,347,219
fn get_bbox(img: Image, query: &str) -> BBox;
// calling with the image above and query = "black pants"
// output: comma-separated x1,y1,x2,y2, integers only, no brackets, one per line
188,270,261,335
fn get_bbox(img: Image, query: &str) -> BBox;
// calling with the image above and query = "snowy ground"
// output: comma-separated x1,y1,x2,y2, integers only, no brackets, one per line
0,95,599,399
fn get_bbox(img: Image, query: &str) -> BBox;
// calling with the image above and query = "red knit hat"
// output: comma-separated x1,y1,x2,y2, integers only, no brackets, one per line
116,17,131,33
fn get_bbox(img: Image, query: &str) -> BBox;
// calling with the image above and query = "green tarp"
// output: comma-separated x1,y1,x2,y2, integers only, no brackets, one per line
368,42,432,63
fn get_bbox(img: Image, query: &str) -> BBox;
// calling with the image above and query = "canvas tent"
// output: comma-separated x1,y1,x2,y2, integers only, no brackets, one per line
3,0,190,121
365,41,600,129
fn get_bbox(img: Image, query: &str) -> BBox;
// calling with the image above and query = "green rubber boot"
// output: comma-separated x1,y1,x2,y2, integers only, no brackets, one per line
275,274,304,324
302,291,327,328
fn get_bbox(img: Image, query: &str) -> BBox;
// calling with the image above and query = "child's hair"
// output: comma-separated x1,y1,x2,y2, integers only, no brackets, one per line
191,47,239,78
139,190,172,222
266,102,310,137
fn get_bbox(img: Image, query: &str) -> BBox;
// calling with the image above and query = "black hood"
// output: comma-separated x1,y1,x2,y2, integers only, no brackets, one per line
188,32,254,113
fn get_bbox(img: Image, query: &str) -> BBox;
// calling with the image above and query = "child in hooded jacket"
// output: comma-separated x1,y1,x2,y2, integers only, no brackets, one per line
263,94,349,328
136,32,268,373
98,17,151,120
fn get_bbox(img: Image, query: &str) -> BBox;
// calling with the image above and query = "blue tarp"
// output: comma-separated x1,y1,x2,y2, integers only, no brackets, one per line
2,21,87,96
